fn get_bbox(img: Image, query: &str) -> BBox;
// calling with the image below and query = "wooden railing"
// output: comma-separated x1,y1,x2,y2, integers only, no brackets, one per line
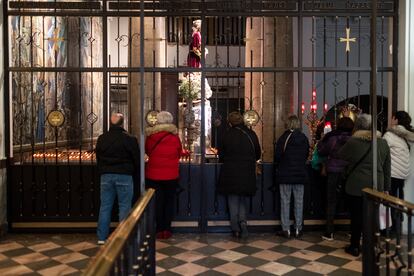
83,189,156,276
362,188,414,276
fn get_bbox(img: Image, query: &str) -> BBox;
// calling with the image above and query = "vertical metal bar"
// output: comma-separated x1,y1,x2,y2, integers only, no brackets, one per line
358,16,361,109
362,193,379,275
408,214,413,276
4,0,12,229
298,0,303,122
334,16,338,123
323,16,326,124
213,15,219,216
139,0,145,194
18,17,23,165
42,16,48,216
103,6,109,132
346,17,350,99
152,50,155,109
89,17,94,154
273,17,277,143
30,16,36,216
147,196,156,275
200,2,207,232
128,17,132,131
371,0,378,190
385,205,390,276
392,0,399,114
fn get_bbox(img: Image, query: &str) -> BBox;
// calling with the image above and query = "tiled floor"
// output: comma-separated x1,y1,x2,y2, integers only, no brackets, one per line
0,233,98,275
155,232,362,276
0,232,363,275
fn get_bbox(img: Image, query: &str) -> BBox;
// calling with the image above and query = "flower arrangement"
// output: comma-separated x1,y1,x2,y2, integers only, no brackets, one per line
179,75,201,101
178,73,213,101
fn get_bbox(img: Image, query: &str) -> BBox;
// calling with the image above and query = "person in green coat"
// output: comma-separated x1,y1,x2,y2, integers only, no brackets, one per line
338,113,391,257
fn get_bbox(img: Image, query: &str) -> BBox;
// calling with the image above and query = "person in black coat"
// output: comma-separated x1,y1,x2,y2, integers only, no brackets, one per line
274,115,309,239
95,113,140,244
217,112,261,238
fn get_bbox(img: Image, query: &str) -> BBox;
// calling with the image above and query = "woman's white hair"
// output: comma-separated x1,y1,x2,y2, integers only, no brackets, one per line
354,113,372,131
156,111,174,124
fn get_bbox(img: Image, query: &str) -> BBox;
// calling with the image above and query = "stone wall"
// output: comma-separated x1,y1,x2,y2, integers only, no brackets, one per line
245,17,294,162
130,17,166,137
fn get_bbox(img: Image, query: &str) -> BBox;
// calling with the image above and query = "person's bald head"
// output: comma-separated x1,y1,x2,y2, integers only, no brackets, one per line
110,113,124,127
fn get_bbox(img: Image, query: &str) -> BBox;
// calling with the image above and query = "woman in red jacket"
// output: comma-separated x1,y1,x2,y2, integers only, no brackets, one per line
145,111,182,239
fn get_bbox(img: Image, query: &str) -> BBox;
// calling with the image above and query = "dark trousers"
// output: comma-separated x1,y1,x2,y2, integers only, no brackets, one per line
146,179,177,232
325,172,342,234
348,194,363,248
390,177,405,234
227,195,248,232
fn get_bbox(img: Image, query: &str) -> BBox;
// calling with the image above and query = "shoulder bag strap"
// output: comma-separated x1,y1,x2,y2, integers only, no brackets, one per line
148,133,172,156
283,132,293,153
346,143,372,177
235,127,256,157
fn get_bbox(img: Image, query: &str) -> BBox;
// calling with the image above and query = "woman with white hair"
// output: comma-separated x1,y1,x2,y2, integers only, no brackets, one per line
338,113,391,256
145,111,182,239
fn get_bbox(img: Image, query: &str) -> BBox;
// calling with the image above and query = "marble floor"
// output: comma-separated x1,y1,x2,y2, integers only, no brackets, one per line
155,232,362,276
0,231,363,275
0,233,98,275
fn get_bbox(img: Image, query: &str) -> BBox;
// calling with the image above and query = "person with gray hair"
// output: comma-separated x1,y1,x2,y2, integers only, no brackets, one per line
338,113,391,256
274,115,309,239
145,111,182,239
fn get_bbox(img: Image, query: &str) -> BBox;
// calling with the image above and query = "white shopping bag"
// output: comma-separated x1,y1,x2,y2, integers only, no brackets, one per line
379,204,392,230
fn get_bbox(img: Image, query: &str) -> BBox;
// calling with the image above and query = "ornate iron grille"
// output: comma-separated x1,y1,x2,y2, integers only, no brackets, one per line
4,0,399,231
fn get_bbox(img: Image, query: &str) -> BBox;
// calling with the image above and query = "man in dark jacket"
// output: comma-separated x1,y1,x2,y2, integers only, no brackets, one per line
217,112,261,239
317,117,354,241
95,113,140,244
274,115,309,239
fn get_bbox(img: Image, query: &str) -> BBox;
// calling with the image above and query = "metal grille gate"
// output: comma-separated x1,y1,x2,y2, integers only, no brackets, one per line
4,0,398,231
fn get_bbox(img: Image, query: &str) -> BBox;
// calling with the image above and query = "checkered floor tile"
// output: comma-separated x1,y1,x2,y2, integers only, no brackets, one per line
155,232,363,275
0,231,408,275
0,233,98,275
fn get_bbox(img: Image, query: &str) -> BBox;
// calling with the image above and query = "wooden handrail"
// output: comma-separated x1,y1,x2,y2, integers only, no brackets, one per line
362,187,414,214
83,188,155,276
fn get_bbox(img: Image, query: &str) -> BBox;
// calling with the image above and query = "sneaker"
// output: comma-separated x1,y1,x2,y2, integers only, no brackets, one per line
294,229,303,239
97,240,105,245
277,230,291,239
345,245,360,257
322,232,334,241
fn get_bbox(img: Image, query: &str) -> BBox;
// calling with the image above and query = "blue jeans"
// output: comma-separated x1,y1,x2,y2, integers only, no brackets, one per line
280,184,304,231
97,174,133,241
228,195,248,232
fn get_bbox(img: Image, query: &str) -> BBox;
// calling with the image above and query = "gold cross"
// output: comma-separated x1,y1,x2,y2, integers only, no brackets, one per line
339,28,356,53
47,29,65,52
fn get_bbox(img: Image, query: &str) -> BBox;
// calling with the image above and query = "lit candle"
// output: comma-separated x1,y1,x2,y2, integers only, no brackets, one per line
301,102,305,114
